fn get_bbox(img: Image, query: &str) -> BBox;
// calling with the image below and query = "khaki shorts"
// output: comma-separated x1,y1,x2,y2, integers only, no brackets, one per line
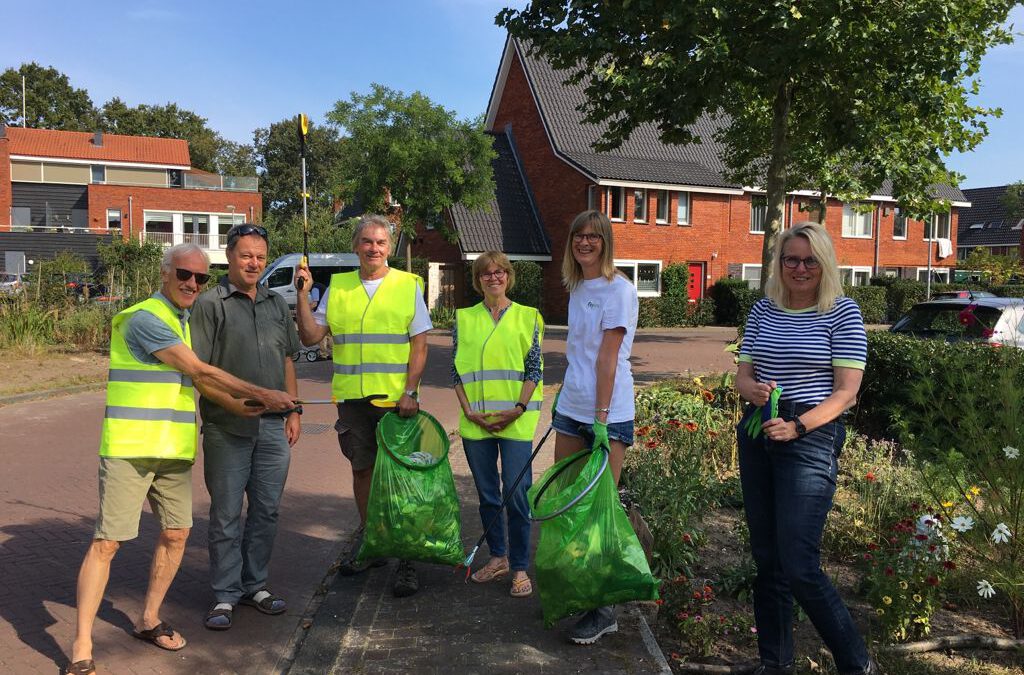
335,402,391,472
94,457,193,541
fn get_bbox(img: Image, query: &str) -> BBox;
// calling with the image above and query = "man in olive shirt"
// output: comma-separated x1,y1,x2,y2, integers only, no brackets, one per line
189,224,302,630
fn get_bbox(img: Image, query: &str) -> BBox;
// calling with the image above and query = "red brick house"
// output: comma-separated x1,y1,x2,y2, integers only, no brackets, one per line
413,36,968,319
0,125,261,271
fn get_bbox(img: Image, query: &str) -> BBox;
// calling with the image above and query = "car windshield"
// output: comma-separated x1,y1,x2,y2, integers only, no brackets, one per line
892,304,1004,340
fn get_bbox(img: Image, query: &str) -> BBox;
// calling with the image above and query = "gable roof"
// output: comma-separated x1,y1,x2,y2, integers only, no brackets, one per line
447,130,550,258
486,37,967,203
4,126,190,167
957,185,1023,248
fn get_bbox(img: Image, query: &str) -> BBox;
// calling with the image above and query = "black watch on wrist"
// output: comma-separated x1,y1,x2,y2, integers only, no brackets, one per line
514,401,528,413
793,415,807,436
291,404,303,416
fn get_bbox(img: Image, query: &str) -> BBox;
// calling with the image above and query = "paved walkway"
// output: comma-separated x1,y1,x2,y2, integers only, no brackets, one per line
0,328,735,674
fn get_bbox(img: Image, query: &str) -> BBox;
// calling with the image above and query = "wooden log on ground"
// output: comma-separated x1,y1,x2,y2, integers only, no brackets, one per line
882,634,1024,653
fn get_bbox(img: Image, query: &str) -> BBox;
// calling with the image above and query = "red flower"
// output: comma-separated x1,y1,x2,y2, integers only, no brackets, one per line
863,553,873,561
693,591,702,599
926,576,939,586
645,440,659,449
702,390,715,402
867,542,880,551
671,652,681,660
943,561,956,570
707,430,718,438
928,544,937,552
668,419,682,428
655,598,665,606
885,566,895,576
685,422,698,432
914,534,928,541
865,471,876,482
682,533,693,544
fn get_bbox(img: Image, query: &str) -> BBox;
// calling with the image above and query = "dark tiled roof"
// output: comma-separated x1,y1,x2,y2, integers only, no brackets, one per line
873,179,966,203
449,131,550,256
957,185,1023,248
513,39,966,201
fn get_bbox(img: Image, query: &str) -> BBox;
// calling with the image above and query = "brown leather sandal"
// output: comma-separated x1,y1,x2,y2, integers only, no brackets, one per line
470,559,510,583
66,660,96,675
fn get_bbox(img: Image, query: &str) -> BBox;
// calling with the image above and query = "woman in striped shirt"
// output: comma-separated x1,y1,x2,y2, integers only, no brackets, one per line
736,222,878,675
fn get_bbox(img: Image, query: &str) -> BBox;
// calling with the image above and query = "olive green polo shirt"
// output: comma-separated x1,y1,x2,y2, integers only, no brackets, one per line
190,277,301,437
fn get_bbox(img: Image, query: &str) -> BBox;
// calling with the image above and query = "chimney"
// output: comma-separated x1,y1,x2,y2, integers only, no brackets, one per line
93,131,103,147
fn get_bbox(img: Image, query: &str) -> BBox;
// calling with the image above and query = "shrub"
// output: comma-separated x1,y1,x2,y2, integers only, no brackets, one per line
873,278,926,322
843,285,887,324
29,251,89,308
97,238,163,303
709,278,761,326
507,260,543,310
687,297,716,327
661,263,690,298
993,284,1024,298
53,305,115,351
637,297,661,328
429,305,456,330
0,301,55,351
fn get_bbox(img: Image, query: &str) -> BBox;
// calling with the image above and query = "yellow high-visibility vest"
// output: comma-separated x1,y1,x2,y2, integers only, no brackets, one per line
328,269,423,404
99,297,197,461
454,302,543,441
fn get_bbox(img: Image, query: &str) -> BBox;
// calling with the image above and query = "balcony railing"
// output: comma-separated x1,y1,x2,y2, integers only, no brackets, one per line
183,173,259,192
142,231,228,249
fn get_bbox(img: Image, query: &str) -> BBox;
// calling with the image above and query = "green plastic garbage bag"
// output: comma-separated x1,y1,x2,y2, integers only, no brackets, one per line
529,448,659,627
356,411,464,566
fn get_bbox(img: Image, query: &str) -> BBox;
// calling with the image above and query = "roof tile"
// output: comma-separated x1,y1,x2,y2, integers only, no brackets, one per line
5,126,190,167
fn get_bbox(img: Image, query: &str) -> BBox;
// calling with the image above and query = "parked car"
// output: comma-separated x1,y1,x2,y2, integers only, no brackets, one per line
890,297,1024,347
930,290,996,300
259,253,360,309
65,273,108,301
0,272,25,296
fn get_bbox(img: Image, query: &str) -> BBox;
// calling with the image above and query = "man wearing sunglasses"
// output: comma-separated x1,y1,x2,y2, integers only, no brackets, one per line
69,243,295,675
189,223,302,630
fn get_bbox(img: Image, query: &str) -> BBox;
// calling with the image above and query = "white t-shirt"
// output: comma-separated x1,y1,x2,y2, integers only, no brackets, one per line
557,274,638,424
312,276,432,337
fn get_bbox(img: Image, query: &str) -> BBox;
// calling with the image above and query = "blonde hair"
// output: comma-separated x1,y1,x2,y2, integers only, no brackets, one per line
561,210,618,291
351,214,394,253
765,221,843,312
471,251,516,295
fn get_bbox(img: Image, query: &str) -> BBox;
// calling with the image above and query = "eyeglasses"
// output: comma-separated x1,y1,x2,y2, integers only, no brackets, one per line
479,269,508,280
781,255,820,270
572,232,603,243
175,268,211,285
226,224,268,245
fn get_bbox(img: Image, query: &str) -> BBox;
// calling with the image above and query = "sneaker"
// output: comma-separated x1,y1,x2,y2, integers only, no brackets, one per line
392,559,419,598
336,526,386,576
569,606,618,645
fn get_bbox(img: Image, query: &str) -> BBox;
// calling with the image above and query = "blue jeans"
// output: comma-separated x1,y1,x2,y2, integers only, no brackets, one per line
203,417,291,604
551,411,635,447
737,406,870,674
463,437,534,571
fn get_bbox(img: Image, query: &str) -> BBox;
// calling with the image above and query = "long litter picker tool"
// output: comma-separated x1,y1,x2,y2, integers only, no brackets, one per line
743,385,783,438
244,394,387,408
295,112,310,291
456,425,555,581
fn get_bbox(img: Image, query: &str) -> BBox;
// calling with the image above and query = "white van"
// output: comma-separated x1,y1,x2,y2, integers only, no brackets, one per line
259,253,360,309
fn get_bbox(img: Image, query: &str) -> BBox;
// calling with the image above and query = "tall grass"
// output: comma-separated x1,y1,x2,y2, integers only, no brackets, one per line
0,300,56,352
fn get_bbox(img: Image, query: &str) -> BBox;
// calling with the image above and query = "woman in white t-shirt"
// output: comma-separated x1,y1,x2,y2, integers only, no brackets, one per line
552,209,639,645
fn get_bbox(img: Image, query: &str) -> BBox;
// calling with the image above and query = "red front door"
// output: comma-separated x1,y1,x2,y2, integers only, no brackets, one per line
688,262,705,301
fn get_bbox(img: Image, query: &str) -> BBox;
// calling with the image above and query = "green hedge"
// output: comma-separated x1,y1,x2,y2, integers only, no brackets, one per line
993,285,1024,298
637,297,716,328
508,260,543,310
710,278,762,326
843,286,886,324
661,263,690,298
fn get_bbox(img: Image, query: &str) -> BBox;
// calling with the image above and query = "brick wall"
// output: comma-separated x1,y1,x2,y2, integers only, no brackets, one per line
412,212,463,264
87,184,262,236
0,133,10,228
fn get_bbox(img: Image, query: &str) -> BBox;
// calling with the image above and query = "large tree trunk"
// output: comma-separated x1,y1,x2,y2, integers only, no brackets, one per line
817,185,828,224
759,81,793,293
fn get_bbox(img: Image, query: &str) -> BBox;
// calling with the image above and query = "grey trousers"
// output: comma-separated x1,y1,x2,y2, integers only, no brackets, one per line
203,417,291,605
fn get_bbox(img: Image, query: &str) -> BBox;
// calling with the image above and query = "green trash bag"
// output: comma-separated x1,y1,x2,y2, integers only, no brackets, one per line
356,410,464,566
528,448,659,627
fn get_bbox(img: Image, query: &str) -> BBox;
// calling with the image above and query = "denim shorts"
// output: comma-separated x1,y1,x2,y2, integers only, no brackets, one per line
551,410,635,447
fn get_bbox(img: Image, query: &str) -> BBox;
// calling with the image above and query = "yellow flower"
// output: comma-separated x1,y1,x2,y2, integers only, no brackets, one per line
913,594,923,603
882,596,893,605
970,486,982,496
876,608,885,615
941,501,954,509
899,581,909,590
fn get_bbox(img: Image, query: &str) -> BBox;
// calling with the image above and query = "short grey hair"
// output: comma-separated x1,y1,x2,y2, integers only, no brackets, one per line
350,214,394,252
161,242,209,274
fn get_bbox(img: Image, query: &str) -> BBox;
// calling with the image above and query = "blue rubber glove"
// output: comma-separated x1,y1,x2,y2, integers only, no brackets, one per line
592,420,610,452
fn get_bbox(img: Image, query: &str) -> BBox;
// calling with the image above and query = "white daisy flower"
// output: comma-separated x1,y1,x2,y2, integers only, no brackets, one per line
991,523,1012,544
977,580,996,599
1004,446,1020,460
950,516,975,533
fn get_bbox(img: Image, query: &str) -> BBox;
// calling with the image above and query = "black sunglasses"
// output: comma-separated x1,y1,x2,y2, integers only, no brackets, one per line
175,268,211,284
226,224,268,244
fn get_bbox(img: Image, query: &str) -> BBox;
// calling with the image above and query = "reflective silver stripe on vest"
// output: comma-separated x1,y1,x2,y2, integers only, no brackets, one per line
470,400,542,412
105,406,196,424
333,333,410,345
333,362,408,375
459,369,526,384
108,369,193,387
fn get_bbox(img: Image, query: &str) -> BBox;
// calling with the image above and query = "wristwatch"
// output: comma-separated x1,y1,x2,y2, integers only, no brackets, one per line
514,401,528,412
404,389,419,400
290,404,303,416
793,415,807,436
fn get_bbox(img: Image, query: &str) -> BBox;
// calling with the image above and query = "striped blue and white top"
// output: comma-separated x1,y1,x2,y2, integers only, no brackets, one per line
738,297,867,405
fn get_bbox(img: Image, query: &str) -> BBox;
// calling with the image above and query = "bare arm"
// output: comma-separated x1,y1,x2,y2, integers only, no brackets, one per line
397,332,428,417
284,357,301,445
594,327,626,423
295,266,330,346
763,367,863,441
736,361,774,407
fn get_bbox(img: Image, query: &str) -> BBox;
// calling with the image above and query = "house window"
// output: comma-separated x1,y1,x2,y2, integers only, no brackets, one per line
917,268,951,283
839,267,872,286
842,203,873,238
633,189,647,222
750,196,767,233
893,207,907,239
607,187,625,220
106,209,122,230
183,214,209,247
91,165,105,183
676,191,691,225
655,190,669,224
741,264,761,290
614,260,661,296
144,212,174,245
925,213,951,240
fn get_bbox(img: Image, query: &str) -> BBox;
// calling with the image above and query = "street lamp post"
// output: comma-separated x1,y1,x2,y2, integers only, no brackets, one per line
225,205,236,248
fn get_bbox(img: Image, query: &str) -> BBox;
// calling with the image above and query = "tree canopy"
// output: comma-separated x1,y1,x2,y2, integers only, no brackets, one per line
99,98,226,171
499,1,1017,288
1003,181,1024,224
1,62,98,130
327,84,496,239
253,116,345,217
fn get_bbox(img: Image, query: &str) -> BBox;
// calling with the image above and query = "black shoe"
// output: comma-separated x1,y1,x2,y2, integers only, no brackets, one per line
204,603,233,630
752,665,795,675
568,606,618,645
336,526,386,576
392,559,419,598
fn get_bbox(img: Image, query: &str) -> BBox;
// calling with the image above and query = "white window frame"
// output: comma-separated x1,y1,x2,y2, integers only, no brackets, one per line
615,259,662,297
741,264,762,290
607,186,625,221
925,213,951,240
839,266,872,286
842,203,873,239
106,208,122,230
676,190,691,226
633,188,647,223
916,267,951,283
750,195,767,234
91,164,106,184
655,190,669,224
892,207,907,240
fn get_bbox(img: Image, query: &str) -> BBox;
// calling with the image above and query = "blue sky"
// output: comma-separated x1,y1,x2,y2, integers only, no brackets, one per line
2,1,1021,189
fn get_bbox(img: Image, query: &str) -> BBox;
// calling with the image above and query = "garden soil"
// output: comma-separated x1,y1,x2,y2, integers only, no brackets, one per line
0,348,107,398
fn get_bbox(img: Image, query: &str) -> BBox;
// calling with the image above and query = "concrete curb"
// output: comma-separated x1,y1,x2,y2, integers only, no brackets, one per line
632,604,673,674
0,381,104,407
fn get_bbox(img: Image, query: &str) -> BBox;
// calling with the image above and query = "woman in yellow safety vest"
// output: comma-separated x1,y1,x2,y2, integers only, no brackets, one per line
453,251,543,598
